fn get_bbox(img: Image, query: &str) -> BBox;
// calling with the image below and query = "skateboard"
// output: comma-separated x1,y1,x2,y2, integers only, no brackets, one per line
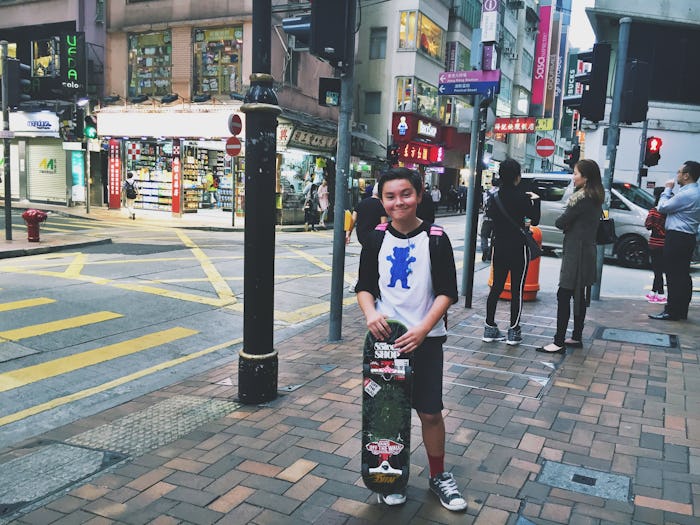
361,320,412,496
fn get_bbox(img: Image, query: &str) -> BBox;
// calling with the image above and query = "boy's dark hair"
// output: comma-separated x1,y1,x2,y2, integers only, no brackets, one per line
378,167,423,197
498,158,521,186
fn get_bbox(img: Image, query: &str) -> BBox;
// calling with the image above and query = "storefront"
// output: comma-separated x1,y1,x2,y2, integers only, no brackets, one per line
97,107,243,215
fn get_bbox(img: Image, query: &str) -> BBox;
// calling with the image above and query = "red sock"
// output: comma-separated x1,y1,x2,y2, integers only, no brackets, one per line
428,454,444,478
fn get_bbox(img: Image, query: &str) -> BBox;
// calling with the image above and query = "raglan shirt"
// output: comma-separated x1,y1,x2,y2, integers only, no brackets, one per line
356,222,458,338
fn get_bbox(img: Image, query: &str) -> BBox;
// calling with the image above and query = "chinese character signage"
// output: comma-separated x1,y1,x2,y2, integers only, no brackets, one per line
288,128,337,152
108,139,122,209
171,140,181,214
398,142,444,165
493,117,536,134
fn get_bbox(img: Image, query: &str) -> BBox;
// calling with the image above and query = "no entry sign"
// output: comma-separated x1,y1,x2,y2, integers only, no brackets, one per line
536,138,556,158
226,136,242,156
228,113,242,136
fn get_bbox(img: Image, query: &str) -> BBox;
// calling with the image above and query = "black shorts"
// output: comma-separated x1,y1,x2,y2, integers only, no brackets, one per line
412,336,444,414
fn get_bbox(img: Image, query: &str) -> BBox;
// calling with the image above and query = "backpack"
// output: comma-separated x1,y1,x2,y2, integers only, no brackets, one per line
125,181,137,199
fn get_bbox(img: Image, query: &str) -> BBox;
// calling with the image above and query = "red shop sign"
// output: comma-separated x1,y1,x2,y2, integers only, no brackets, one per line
399,141,444,165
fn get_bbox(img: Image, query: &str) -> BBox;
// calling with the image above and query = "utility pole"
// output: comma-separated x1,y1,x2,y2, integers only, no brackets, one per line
238,0,281,404
1,40,12,241
592,17,631,300
328,0,356,342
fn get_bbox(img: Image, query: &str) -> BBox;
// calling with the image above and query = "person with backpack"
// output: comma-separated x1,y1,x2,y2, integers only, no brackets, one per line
356,167,467,512
303,183,320,231
122,171,139,220
483,159,540,346
644,187,667,304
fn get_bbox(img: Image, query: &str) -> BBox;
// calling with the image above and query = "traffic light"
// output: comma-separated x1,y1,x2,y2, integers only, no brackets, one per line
73,107,84,137
84,115,97,139
564,145,581,170
387,143,399,166
643,136,662,167
5,58,32,108
620,60,651,124
563,43,611,123
282,0,354,69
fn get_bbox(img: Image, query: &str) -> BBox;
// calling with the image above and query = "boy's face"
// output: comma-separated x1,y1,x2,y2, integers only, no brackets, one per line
381,178,421,222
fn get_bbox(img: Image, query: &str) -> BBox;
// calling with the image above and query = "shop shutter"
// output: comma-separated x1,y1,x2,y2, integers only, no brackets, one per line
171,27,192,94
27,139,67,203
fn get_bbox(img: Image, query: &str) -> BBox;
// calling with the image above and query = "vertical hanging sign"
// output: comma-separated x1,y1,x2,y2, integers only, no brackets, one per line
171,140,181,214
531,2,553,114
108,139,122,209
60,32,86,97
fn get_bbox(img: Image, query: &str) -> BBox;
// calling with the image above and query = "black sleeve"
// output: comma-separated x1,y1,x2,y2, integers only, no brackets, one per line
528,195,541,226
432,233,458,304
356,230,381,298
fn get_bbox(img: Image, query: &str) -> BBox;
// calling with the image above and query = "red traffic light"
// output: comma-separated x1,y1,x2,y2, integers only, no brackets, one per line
646,136,662,153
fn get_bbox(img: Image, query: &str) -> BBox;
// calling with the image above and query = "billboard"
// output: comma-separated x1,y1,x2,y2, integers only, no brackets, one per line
531,2,553,114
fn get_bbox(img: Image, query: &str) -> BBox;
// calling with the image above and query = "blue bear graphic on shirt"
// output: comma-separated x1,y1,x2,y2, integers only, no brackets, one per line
387,246,415,289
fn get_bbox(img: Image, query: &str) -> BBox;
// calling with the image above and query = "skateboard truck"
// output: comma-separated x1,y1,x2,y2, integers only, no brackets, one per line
369,459,403,476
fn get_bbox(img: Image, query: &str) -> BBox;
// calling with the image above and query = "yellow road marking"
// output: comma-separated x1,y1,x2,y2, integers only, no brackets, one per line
0,297,55,312
0,336,241,428
113,282,236,307
0,327,197,393
285,246,333,272
175,230,236,302
0,311,122,342
64,253,87,277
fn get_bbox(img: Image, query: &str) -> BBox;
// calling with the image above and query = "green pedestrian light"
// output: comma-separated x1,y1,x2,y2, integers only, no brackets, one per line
84,115,97,139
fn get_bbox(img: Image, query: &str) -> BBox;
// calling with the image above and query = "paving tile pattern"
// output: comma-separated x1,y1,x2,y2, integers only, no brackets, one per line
1,293,699,524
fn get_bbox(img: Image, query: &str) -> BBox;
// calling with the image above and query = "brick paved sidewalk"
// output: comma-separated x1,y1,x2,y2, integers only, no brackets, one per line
2,293,699,525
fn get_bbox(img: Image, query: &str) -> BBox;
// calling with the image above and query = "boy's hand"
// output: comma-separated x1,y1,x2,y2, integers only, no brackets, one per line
395,325,429,354
365,310,390,340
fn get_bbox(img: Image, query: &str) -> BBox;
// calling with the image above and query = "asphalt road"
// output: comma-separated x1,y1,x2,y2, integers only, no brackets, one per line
0,213,696,450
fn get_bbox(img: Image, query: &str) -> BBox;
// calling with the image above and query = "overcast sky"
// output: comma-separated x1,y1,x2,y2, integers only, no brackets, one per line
568,0,596,50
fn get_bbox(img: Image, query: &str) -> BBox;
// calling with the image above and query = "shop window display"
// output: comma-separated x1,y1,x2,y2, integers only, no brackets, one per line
193,27,243,97
181,142,240,213
395,77,439,120
127,140,173,211
399,11,444,62
128,31,172,97
32,37,60,78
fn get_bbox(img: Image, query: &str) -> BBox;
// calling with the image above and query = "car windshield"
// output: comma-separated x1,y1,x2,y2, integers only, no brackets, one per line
613,182,655,210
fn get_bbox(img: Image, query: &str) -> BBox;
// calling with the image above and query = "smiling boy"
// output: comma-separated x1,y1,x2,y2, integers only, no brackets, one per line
356,167,467,512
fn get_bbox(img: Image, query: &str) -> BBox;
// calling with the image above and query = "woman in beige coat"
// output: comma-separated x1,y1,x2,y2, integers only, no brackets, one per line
537,159,604,353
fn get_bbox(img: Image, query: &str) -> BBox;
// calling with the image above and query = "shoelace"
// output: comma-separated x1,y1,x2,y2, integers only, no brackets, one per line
436,474,461,497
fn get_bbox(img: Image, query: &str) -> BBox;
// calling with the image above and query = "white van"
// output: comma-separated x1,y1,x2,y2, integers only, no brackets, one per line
518,173,655,268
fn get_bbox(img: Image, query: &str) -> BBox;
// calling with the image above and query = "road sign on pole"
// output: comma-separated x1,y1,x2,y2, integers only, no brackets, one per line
225,136,242,156
438,69,500,96
228,113,242,136
536,138,556,158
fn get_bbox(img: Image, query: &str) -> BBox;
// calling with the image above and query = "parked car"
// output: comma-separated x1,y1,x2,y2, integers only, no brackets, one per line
519,174,655,268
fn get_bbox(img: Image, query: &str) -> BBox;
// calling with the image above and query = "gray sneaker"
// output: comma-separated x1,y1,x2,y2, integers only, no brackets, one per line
483,324,505,342
506,326,522,346
429,472,467,511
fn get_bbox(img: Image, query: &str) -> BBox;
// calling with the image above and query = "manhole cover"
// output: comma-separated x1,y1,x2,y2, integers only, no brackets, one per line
595,327,678,348
537,460,631,502
0,443,125,518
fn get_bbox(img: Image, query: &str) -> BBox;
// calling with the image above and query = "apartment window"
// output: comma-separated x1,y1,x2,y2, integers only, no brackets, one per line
128,30,172,97
369,28,387,59
365,91,381,114
193,27,243,97
399,11,444,62
445,41,470,71
521,51,533,77
500,76,513,102
284,50,300,87
32,37,60,78
396,77,414,112
395,76,439,119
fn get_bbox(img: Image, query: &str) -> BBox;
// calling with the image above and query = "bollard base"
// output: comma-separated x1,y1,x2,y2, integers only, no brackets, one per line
238,349,278,404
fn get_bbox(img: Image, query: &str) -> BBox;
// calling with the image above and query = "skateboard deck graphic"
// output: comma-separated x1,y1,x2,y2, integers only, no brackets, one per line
361,320,412,495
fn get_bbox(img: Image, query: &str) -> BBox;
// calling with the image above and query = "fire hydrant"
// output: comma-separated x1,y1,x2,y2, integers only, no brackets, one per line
21,209,48,242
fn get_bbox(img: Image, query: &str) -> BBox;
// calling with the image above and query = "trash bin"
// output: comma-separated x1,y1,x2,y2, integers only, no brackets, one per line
21,209,48,242
488,225,542,301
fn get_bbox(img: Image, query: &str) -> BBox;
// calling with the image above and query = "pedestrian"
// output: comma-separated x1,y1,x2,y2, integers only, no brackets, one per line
122,171,139,220
303,183,320,231
649,161,700,321
356,167,467,512
457,184,467,213
416,185,435,224
644,187,667,304
346,184,387,247
480,187,495,262
537,159,604,353
318,179,330,228
430,185,442,211
205,171,218,207
483,159,541,346
447,185,458,211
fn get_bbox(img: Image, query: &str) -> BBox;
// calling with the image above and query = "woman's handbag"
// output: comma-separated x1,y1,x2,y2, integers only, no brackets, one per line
493,192,543,261
596,212,617,245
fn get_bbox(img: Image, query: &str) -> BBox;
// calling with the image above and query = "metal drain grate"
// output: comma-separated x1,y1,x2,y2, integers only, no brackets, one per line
595,327,678,348
538,461,631,502
66,395,240,456
0,443,125,518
